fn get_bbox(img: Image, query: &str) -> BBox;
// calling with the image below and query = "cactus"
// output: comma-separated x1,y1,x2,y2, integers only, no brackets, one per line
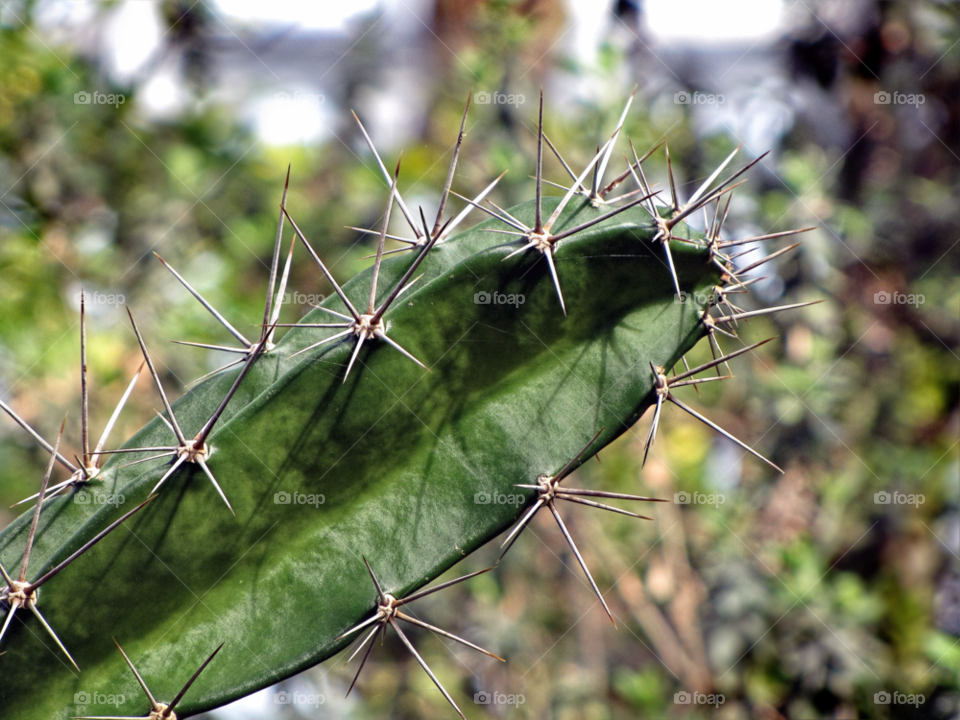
0,94,814,719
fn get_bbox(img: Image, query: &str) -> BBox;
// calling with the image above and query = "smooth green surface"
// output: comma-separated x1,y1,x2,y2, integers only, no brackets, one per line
0,197,719,718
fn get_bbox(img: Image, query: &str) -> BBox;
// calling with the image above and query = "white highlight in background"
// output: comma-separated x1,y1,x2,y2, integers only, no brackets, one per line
105,1,161,80
213,0,380,31
250,91,332,146
645,0,784,43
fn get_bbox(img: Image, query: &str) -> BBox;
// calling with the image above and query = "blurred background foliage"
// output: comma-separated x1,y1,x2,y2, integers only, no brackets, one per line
0,0,958,718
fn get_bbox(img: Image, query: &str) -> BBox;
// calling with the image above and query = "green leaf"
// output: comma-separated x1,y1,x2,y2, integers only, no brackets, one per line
0,197,719,718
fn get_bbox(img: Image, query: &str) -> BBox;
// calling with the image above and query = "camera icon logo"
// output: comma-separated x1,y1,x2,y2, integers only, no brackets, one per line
874,491,891,504
874,691,891,704
874,290,891,304
474,291,491,305
274,491,291,505
474,491,491,504
474,91,492,105
674,491,691,504
474,691,492,704
674,690,692,704
74,691,91,704
74,491,91,504
674,290,690,304
74,91,92,104
674,91,691,105
275,691,292,704
874,91,891,104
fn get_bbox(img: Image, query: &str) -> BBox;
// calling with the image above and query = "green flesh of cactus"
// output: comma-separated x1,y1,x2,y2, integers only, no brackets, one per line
0,194,724,718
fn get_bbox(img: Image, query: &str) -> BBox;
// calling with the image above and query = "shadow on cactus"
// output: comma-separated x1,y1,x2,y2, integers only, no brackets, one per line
0,93,816,719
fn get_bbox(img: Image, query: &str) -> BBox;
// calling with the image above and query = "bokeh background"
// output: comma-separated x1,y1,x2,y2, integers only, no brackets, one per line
1,0,958,718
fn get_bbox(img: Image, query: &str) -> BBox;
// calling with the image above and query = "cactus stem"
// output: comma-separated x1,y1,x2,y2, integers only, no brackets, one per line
337,559,499,718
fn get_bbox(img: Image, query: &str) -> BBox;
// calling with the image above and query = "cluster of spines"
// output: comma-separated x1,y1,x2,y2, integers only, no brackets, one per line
0,90,816,718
